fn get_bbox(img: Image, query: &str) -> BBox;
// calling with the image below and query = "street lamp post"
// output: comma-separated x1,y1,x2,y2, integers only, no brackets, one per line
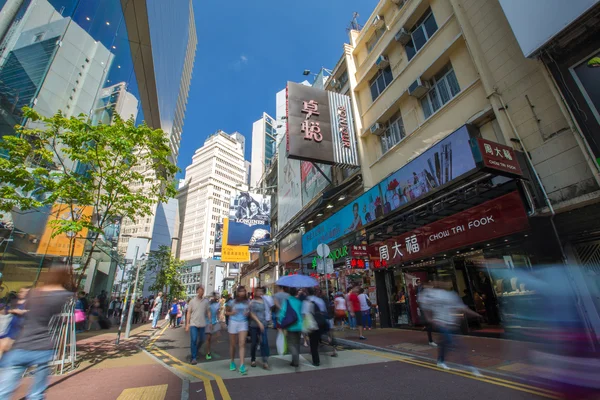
125,248,146,339
116,245,138,345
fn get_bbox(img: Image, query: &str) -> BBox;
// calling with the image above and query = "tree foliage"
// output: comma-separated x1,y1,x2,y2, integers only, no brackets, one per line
0,108,178,287
146,245,186,299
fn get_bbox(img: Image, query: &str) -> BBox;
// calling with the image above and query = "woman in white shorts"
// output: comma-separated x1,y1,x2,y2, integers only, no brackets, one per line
226,286,250,375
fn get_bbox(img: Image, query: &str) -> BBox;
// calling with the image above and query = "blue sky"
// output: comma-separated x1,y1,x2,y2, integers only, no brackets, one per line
177,0,378,176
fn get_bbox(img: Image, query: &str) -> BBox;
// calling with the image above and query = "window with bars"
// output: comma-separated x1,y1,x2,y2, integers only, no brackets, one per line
405,10,438,61
369,66,394,101
380,113,406,154
420,64,460,119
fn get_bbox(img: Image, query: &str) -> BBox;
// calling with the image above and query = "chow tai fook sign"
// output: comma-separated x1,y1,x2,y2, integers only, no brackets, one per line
368,191,529,266
286,81,359,167
474,138,522,176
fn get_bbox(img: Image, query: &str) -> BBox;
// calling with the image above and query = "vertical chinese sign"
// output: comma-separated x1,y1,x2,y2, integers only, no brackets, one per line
285,81,359,167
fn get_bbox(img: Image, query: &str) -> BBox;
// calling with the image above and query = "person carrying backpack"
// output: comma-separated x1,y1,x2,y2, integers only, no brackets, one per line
278,287,303,368
303,287,329,366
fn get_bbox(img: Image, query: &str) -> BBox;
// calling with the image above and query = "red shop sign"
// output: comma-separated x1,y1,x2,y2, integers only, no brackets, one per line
368,191,529,264
477,138,522,176
350,245,369,257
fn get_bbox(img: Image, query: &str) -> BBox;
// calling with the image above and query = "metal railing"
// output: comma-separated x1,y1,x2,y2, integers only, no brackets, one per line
48,298,77,375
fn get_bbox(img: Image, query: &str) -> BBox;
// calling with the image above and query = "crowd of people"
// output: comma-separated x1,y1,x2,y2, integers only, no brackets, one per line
180,283,342,375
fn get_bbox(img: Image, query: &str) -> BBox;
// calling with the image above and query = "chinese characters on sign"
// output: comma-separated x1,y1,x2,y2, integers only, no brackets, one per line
477,138,522,176
301,100,322,142
351,244,369,257
368,191,529,265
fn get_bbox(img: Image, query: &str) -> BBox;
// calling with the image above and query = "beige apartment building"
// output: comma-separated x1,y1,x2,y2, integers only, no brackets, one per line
326,0,600,337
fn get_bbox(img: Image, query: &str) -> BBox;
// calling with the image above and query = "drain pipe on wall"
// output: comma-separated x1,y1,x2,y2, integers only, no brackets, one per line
490,91,566,263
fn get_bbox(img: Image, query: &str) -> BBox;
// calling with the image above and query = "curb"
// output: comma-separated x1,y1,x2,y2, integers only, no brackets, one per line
335,337,551,388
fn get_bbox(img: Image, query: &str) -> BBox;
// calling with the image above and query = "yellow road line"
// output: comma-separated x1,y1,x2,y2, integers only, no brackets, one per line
147,349,215,400
355,349,562,399
151,347,231,400
148,324,169,348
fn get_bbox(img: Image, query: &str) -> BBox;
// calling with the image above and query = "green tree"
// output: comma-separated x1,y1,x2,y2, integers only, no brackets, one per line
0,108,178,288
146,245,186,300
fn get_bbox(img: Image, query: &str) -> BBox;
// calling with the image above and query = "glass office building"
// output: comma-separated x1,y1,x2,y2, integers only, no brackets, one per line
0,0,197,299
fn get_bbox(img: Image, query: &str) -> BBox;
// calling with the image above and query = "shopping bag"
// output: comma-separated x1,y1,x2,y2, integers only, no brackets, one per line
302,312,318,334
276,330,287,355
74,309,86,323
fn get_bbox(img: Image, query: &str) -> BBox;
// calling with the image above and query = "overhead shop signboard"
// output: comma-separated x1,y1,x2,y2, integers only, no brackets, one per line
286,81,359,167
302,124,524,256
368,191,529,265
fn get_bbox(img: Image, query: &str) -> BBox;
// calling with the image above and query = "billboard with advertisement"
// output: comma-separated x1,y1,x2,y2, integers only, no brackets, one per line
368,191,529,265
302,124,484,256
221,219,250,263
213,223,223,256
227,191,271,247
301,161,332,207
286,81,359,167
377,125,477,216
279,230,302,264
37,203,94,257
277,138,302,228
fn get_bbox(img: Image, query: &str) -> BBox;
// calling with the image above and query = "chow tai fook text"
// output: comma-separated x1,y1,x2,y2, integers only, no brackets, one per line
474,137,523,176
368,191,530,265
286,81,359,167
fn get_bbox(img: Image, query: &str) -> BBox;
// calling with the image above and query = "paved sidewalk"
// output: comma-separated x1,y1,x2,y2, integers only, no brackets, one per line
10,322,183,400
334,328,543,379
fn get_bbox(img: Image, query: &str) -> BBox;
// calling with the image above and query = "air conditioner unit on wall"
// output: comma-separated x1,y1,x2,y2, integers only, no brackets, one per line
375,55,390,70
394,28,411,45
370,123,385,136
408,78,430,98
372,15,385,29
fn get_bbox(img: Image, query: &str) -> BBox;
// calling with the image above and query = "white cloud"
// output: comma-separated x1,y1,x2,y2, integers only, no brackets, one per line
240,55,248,63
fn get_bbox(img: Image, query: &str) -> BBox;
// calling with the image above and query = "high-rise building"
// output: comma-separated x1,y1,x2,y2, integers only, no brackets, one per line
177,131,246,261
244,160,252,185
250,112,276,187
230,131,245,154
0,0,197,299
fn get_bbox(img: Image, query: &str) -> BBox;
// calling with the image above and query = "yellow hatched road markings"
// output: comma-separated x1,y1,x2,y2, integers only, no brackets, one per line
355,349,562,400
150,347,232,400
117,384,168,400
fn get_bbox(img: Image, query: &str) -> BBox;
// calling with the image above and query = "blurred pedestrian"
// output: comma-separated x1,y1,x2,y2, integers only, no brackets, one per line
348,286,365,340
334,292,347,330
142,298,150,323
226,286,249,375
358,288,372,331
205,292,221,360
75,291,87,333
151,292,163,329
0,267,72,399
419,281,482,375
169,298,179,328
0,287,30,357
345,288,356,330
279,287,303,368
87,298,101,331
133,299,142,324
416,279,437,347
186,286,210,365
272,286,289,328
249,287,269,369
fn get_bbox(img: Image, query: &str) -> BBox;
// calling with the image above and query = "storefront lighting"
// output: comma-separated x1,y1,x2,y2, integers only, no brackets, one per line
112,45,116,49
486,244,490,246
504,239,508,242
524,234,528,237
456,251,460,253
308,220,314,224
86,17,90,21
471,248,474,250
326,204,334,209
338,195,346,201
317,213,323,217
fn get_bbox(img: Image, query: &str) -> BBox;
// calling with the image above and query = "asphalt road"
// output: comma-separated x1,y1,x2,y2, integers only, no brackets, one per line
149,323,556,400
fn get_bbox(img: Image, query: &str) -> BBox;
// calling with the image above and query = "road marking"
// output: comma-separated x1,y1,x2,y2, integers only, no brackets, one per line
151,347,231,400
117,384,168,400
355,350,561,399
148,324,169,348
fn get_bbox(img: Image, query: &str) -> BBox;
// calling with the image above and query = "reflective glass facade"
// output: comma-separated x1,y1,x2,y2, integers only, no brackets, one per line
0,0,195,301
